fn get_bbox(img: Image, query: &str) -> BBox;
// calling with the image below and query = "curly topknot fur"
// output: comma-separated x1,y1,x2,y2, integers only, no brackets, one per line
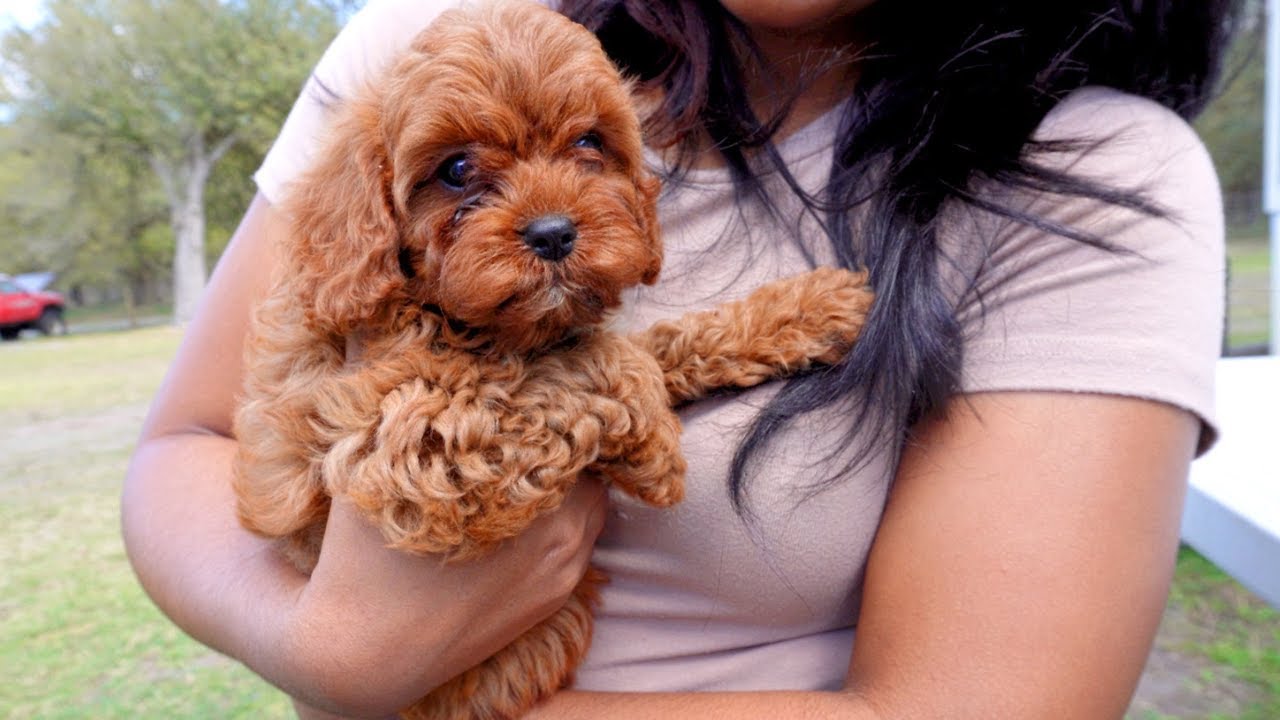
232,2,874,719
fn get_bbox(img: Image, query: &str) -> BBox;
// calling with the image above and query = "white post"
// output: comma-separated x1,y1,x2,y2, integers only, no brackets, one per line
1265,0,1279,354
1271,214,1279,354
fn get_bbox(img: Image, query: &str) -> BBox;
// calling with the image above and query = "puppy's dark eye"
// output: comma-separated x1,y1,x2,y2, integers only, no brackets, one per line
573,132,603,151
436,154,471,190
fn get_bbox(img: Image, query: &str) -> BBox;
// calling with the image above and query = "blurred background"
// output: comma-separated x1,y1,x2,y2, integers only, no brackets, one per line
0,1,1275,719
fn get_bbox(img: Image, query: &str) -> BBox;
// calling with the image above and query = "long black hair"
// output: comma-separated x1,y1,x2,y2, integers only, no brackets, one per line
558,0,1241,511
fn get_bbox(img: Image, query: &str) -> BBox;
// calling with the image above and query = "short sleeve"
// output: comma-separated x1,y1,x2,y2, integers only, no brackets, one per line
252,0,463,204
947,87,1226,453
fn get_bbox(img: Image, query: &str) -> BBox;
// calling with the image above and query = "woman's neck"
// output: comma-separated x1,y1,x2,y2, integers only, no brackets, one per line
743,20,861,140
675,15,862,169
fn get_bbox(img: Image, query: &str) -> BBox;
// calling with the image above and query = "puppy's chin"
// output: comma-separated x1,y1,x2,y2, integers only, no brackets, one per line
542,285,568,311
482,284,610,354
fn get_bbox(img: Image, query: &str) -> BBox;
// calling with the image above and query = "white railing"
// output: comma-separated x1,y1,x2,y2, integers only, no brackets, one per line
1181,357,1280,608
1266,0,1279,352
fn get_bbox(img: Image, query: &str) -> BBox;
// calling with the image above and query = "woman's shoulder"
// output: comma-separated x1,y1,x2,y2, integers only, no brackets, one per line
949,86,1226,453
311,0,464,97
968,85,1226,259
315,0,560,93
1032,86,1219,207
1040,85,1194,136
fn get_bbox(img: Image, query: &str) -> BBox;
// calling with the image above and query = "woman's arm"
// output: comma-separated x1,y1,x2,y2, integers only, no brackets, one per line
122,193,608,718
526,390,1194,719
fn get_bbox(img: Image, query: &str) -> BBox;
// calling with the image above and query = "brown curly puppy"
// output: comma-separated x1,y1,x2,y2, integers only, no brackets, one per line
232,2,874,719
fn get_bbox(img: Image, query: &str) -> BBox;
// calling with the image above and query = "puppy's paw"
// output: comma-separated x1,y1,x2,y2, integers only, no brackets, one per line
599,450,686,509
629,472,685,508
731,266,874,370
787,266,875,365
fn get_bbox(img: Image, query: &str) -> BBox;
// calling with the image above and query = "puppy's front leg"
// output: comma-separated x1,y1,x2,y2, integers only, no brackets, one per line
333,368,596,560
574,338,686,509
630,266,875,405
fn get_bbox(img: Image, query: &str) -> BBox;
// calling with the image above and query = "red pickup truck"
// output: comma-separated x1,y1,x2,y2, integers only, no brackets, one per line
0,274,67,340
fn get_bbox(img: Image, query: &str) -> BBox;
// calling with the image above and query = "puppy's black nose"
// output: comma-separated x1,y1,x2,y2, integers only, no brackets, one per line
521,214,577,262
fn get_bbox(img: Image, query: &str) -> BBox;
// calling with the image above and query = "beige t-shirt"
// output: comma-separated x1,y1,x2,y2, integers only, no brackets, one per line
253,0,1225,693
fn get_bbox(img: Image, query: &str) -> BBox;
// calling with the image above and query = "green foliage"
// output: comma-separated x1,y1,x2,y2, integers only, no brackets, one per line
1196,0,1266,198
205,140,270,257
6,0,335,161
0,121,171,288
0,0,340,302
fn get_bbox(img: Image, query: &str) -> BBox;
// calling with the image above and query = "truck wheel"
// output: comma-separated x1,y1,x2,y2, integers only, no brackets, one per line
36,308,68,336
0,327,18,341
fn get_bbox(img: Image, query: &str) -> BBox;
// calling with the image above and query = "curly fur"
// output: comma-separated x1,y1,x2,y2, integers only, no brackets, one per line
232,2,874,719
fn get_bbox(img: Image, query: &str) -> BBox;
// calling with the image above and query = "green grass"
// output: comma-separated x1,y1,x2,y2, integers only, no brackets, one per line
1227,238,1270,274
0,326,184,420
0,326,293,719
1166,547,1280,720
1225,234,1271,351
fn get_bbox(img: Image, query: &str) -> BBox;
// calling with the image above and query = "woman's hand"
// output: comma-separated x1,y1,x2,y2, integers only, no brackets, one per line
127,427,606,720
300,327,609,713
286,481,608,717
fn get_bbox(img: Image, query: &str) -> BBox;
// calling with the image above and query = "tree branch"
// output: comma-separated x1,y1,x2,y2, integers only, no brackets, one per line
209,132,239,165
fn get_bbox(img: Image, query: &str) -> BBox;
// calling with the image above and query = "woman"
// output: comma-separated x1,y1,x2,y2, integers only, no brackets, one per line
122,0,1234,717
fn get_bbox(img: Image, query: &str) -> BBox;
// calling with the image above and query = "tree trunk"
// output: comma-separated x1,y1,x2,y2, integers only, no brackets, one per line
170,171,207,324
150,132,236,324
123,279,138,329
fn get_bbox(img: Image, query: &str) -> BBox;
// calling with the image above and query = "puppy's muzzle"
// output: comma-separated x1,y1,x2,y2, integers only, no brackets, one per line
521,214,577,262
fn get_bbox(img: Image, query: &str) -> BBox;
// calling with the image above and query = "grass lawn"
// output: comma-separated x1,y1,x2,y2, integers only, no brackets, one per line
1130,546,1280,720
1165,548,1280,718
1,326,1277,718
1225,233,1271,351
0,327,293,719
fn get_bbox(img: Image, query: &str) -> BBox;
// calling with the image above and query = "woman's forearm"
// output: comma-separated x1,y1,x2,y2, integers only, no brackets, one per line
122,433,425,715
122,429,614,718
527,690,883,720
121,433,313,696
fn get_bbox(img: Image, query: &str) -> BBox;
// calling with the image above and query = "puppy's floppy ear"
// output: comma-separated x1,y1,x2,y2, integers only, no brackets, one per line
285,99,403,335
635,170,663,285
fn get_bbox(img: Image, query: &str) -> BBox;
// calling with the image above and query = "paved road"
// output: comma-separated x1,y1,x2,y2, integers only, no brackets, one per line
4,315,171,341
70,315,171,334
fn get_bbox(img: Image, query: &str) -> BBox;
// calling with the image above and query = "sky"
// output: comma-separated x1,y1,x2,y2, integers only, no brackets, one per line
0,0,43,31
0,0,42,121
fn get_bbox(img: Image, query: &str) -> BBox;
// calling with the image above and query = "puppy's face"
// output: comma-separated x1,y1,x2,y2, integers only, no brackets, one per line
288,2,661,353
